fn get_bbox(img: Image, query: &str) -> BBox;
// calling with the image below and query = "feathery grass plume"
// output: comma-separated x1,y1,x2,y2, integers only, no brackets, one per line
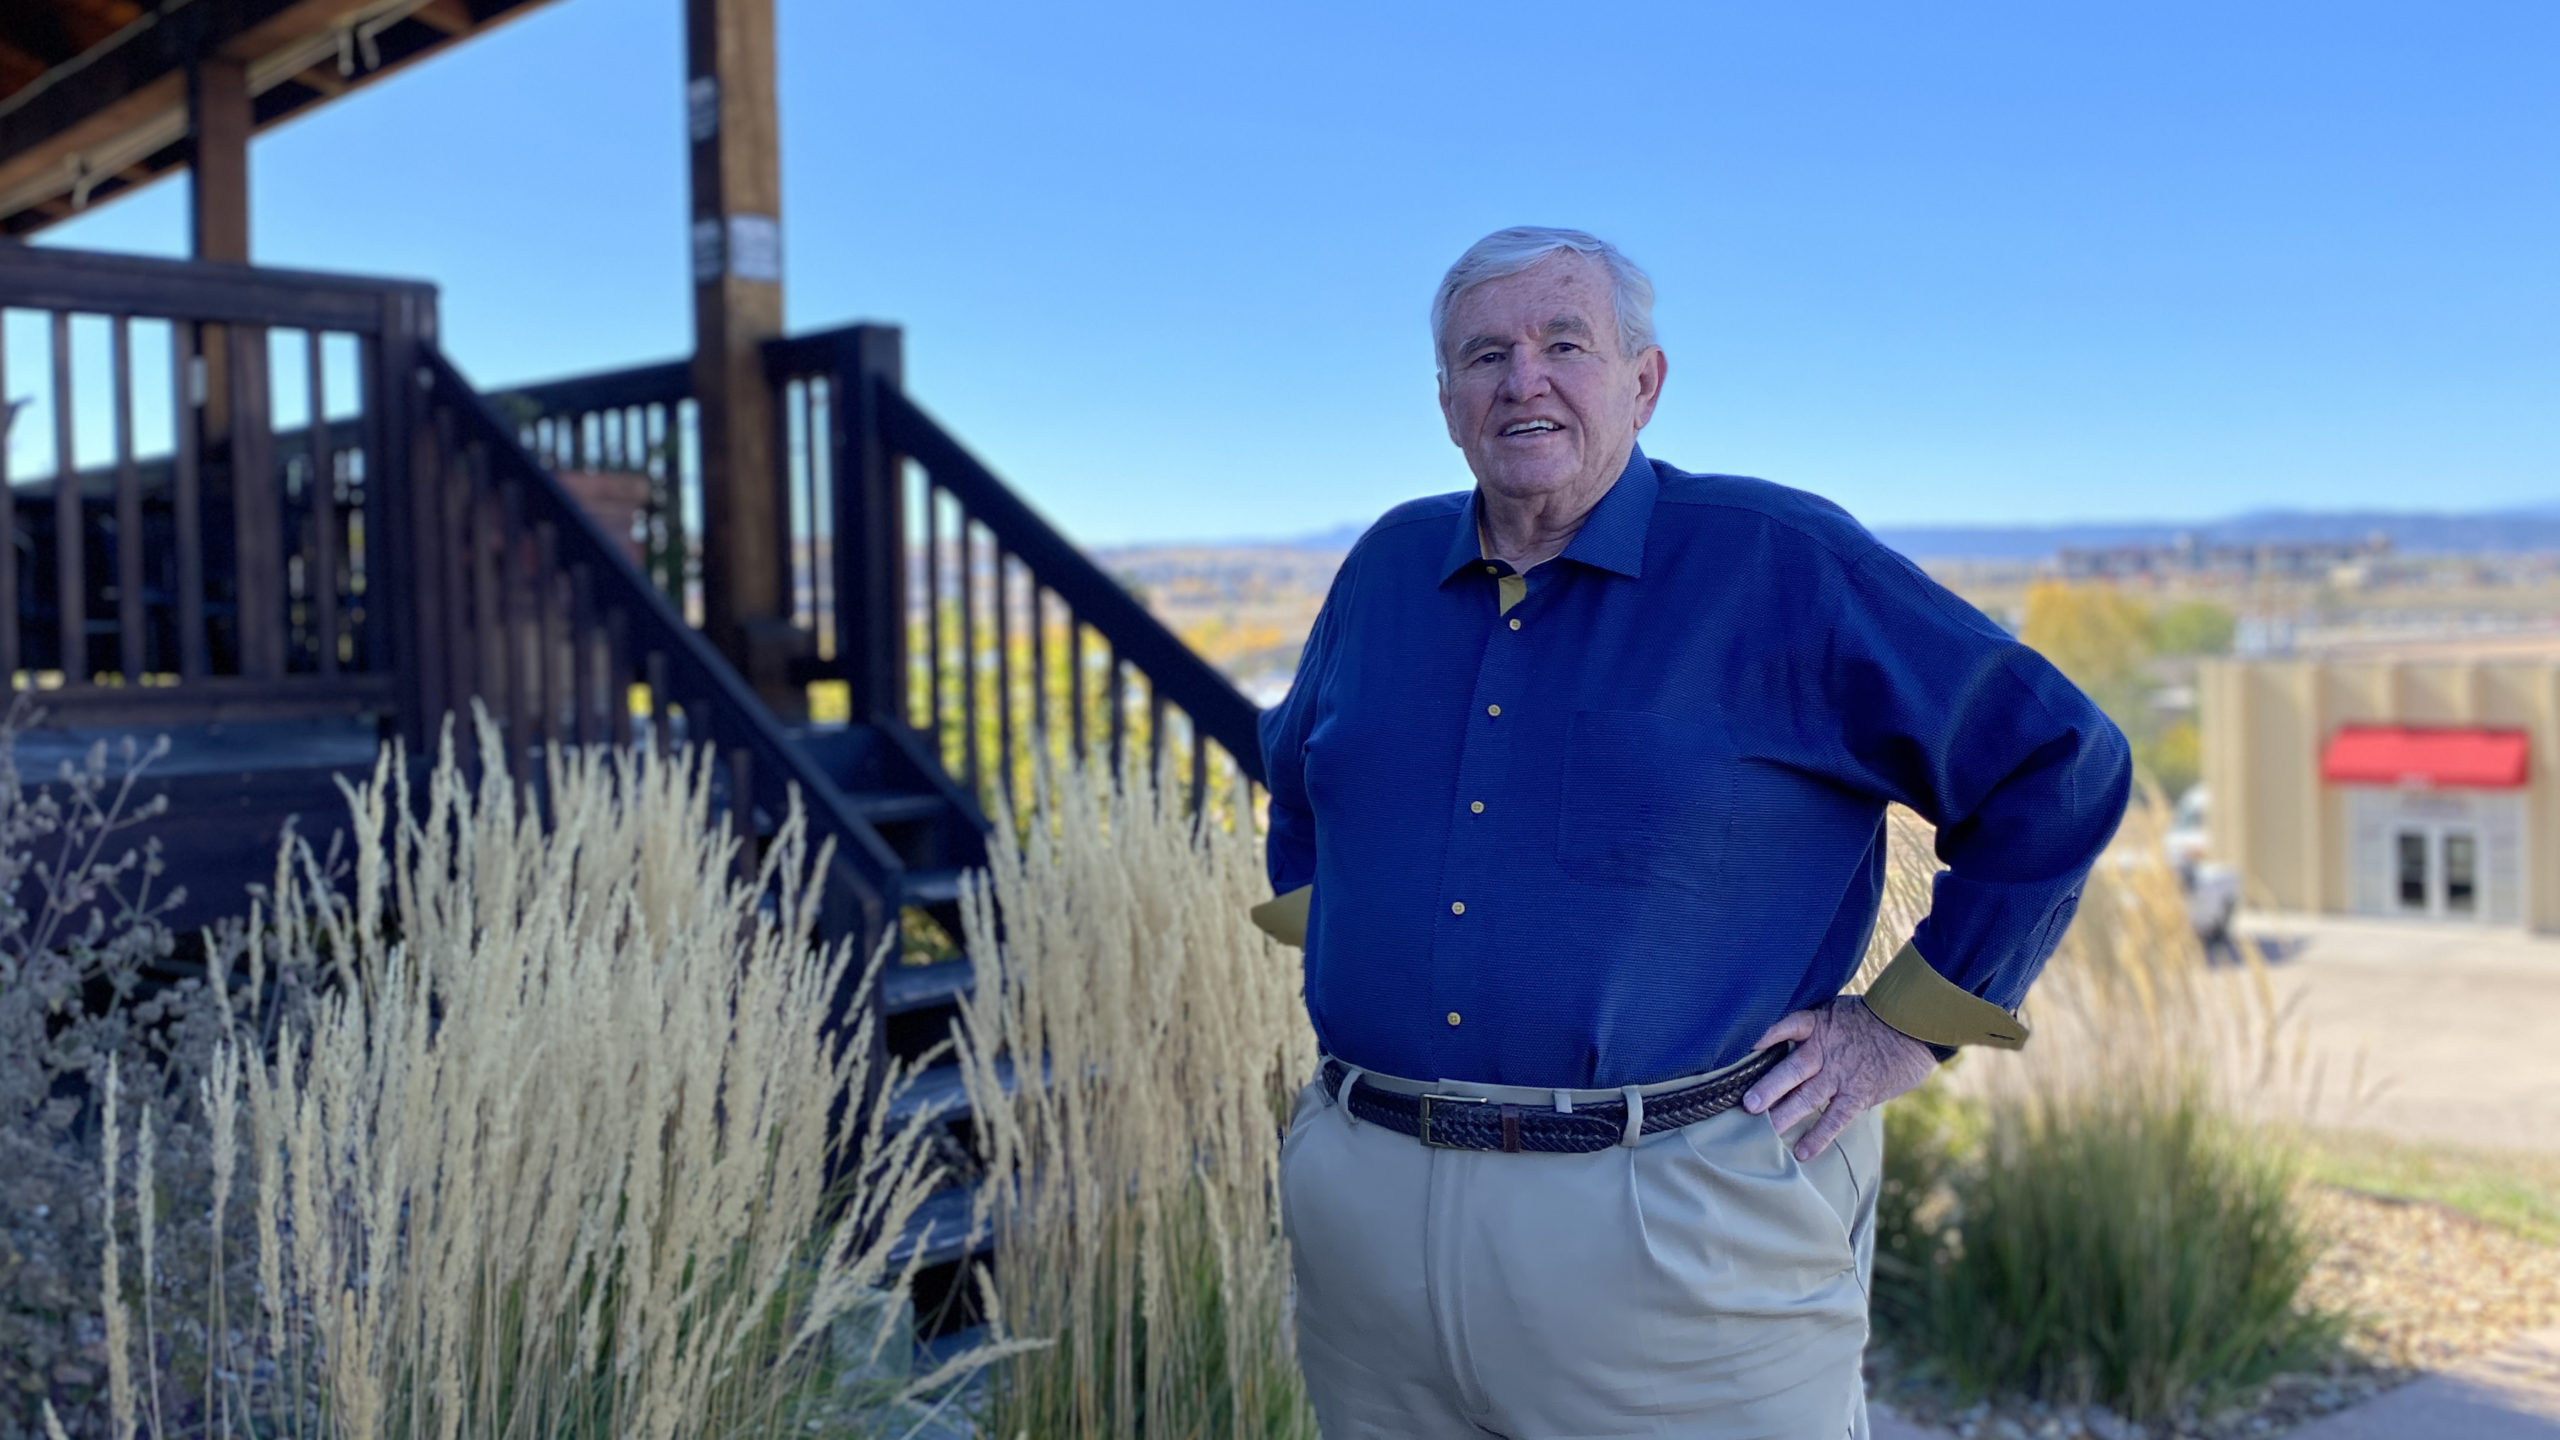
1872,795,2340,1420
82,711,965,1439
955,753,1320,1440
101,1056,136,1440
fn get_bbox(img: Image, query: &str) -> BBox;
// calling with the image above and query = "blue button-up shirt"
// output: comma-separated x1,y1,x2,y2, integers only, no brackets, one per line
1260,447,2131,1089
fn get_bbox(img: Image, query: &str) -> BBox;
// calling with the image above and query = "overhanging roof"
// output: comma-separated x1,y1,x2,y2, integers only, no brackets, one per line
0,0,562,237
2320,725,2530,790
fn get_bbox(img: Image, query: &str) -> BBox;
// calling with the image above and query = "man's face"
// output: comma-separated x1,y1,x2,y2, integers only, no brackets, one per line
1437,253,1666,505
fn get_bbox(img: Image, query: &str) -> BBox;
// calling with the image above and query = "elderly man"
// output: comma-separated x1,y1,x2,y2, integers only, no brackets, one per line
1255,227,2131,1439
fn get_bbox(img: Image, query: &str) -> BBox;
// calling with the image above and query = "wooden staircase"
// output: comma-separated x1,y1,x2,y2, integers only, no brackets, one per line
0,239,1270,1341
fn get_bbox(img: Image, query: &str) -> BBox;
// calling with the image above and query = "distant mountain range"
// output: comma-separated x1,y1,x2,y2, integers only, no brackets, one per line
1267,505,2560,562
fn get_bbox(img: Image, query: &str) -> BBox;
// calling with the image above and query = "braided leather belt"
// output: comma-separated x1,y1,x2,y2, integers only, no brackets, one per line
1318,1045,1788,1155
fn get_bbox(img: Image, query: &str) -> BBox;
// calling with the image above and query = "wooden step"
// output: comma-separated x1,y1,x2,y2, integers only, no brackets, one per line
882,957,973,1017
844,789,953,826
888,1053,1015,1128
893,1183,988,1270
900,867,970,908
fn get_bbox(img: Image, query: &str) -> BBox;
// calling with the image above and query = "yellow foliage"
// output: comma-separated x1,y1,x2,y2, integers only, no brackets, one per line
2019,580,2154,695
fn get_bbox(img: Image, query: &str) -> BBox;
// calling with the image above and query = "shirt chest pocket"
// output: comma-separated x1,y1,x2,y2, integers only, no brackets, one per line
1555,709,1740,894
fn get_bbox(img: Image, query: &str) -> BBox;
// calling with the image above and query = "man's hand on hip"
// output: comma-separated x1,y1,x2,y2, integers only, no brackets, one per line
1741,996,1937,1162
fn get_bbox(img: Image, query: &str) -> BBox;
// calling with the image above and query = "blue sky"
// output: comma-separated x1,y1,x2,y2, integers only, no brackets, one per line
36,0,2559,545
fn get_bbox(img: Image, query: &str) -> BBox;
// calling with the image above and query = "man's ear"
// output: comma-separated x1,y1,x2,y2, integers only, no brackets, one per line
1632,347,1667,430
1438,374,1465,448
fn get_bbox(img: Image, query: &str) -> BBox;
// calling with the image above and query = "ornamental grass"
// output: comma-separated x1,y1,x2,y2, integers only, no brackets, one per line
63,716,969,1440
953,756,1320,1440
1873,796,2341,1421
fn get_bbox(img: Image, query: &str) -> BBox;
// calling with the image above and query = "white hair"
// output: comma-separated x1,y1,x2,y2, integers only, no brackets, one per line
1430,226,1657,375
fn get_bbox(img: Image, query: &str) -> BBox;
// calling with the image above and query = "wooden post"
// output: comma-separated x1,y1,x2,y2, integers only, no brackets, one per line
188,56,250,445
188,57,251,263
836,326,905,724
684,0,796,707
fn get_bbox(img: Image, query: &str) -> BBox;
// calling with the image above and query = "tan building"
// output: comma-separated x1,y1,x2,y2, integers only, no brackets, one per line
2202,639,2560,930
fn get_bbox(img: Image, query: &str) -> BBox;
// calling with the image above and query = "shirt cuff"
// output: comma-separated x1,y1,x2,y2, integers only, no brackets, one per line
1250,885,1311,948
1862,941,2031,1051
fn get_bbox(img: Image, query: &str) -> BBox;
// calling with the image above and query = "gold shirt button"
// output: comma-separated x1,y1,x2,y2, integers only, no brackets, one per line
1469,800,1485,814
1486,703,1501,717
1509,618,1522,630
1484,564,1499,576
1450,900,1466,915
1447,1011,1462,1026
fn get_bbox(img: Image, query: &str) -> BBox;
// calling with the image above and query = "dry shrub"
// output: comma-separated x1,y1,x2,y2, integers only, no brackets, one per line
75,716,963,1439
0,703,325,1440
1873,797,2339,1420
954,757,1319,1440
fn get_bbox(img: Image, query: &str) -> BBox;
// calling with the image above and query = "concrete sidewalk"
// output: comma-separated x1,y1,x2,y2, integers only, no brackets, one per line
1869,1328,2560,1439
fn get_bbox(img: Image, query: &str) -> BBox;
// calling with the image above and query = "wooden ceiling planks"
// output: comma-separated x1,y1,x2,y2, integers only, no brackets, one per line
0,0,561,238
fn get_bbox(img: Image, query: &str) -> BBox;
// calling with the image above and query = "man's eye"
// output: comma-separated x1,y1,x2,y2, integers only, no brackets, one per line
1551,342,1581,355
1471,352,1502,366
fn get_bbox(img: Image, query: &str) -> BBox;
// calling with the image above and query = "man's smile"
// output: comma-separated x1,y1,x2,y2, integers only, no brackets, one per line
1499,419,1566,437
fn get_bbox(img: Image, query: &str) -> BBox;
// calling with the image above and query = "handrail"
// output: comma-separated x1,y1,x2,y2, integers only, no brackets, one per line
876,386,1267,787
490,359,692,419
415,348,900,949
0,242,434,334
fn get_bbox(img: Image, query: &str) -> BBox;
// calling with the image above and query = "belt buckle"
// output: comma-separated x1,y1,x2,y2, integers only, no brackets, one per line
1416,1092,1487,1149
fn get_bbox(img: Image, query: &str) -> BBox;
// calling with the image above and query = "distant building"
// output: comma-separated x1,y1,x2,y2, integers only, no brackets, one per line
2059,532,2390,584
2202,639,2560,929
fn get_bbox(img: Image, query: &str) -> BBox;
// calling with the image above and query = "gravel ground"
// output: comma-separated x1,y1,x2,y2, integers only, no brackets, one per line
1869,1183,2560,1439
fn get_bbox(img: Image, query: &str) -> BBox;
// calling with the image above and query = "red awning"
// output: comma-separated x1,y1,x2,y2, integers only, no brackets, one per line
2320,725,2530,789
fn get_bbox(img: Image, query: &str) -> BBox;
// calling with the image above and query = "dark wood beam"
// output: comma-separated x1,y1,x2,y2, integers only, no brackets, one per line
187,55,249,260
685,0,792,704
409,0,475,37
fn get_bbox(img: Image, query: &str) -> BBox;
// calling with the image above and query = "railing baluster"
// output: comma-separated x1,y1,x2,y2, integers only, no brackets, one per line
435,412,476,727
994,548,1015,814
499,481,537,784
1191,719,1209,818
645,648,672,755
923,482,943,743
1069,618,1086,757
306,329,341,674
606,605,633,749
51,311,85,685
466,445,508,736
172,323,205,680
229,320,284,678
1109,645,1126,777
535,521,566,751
569,562,599,746
1028,583,1048,762
1148,677,1166,783
112,317,143,681
958,516,980,793
729,747,756,881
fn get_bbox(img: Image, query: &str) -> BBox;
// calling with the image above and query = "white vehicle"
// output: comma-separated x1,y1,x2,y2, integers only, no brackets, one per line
2167,785,2240,944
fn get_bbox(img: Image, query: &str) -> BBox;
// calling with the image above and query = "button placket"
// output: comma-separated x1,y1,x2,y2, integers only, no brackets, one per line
1430,598,1527,1075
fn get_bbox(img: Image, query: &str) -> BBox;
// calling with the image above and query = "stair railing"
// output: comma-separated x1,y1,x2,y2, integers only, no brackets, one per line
0,242,416,725
765,325,1269,821
404,347,900,955
494,358,699,611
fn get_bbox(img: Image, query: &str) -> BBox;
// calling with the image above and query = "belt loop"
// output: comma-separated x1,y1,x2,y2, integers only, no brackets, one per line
1619,1086,1644,1148
1339,1068,1367,1127
1553,1088,1574,1115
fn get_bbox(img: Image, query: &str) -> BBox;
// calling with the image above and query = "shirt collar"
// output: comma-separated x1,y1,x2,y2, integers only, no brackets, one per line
1439,444,1656,584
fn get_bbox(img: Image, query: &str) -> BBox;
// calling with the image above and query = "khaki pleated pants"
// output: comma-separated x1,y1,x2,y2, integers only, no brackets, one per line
1280,1057,1880,1440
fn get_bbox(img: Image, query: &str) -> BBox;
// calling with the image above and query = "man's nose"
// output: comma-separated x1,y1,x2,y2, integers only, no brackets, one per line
1497,353,1552,402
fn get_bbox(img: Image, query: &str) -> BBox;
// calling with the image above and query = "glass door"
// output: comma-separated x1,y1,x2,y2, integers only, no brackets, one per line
2391,824,2484,919
2395,829,2431,915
